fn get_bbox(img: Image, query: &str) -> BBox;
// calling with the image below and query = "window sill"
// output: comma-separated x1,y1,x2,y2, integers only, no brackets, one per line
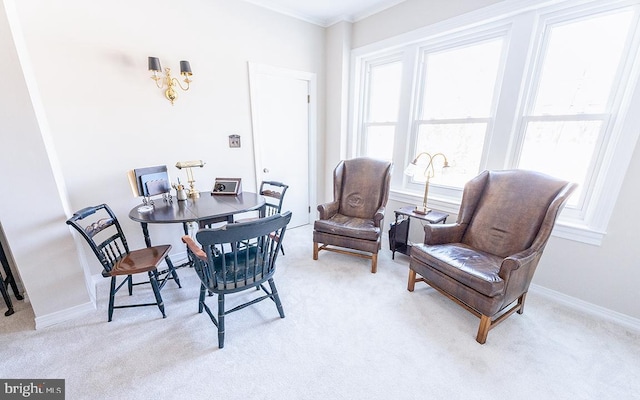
389,189,605,246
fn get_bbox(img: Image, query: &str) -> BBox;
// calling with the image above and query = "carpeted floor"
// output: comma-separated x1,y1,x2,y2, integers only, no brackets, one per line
1,224,639,399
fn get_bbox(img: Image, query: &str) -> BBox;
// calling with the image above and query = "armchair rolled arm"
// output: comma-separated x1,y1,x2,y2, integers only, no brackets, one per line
373,206,386,227
423,223,465,245
498,247,539,279
316,201,339,220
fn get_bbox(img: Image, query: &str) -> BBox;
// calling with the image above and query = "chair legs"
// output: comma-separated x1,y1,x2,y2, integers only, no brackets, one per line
149,271,166,319
313,242,379,273
268,278,285,318
408,269,529,344
198,279,285,349
407,269,417,291
107,271,167,322
108,277,117,322
218,294,225,349
477,315,491,344
165,256,182,288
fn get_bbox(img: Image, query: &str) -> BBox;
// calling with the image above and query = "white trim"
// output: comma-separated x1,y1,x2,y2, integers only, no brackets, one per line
34,301,96,330
531,283,640,332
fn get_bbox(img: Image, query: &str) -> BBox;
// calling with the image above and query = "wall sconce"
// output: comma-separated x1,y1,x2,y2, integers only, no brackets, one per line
148,57,193,105
404,152,450,215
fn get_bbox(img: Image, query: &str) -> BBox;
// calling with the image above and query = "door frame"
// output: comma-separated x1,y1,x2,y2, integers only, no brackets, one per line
248,62,317,226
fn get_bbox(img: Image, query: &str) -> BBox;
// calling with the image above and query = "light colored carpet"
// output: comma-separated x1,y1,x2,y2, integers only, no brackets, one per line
1,224,639,399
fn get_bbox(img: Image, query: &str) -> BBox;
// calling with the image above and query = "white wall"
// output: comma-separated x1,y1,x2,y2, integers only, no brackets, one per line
351,0,640,320
3,0,324,325
0,0,93,325
15,0,325,266
322,21,352,203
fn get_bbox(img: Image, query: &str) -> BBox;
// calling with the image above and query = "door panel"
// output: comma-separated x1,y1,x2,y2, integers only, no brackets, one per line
249,64,312,228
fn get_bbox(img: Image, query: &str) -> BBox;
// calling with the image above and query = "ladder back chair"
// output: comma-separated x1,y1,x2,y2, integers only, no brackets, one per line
66,204,181,321
232,180,289,254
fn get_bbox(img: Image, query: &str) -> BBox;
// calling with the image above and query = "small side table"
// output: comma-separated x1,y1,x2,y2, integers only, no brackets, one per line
389,206,449,259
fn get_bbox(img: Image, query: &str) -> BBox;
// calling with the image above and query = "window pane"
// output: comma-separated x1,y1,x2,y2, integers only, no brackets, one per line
519,120,602,205
415,123,486,187
533,11,633,115
421,39,503,119
368,61,402,122
364,125,395,161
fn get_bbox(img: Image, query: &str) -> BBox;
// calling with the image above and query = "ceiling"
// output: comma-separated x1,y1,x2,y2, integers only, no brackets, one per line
242,0,407,27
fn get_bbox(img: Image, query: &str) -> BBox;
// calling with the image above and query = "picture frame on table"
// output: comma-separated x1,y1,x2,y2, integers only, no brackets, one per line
211,178,242,195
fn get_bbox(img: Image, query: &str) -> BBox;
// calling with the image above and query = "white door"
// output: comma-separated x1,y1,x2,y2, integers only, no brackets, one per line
249,63,316,228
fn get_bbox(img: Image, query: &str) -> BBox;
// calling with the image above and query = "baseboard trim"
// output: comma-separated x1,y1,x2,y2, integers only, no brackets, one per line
531,284,640,332
34,301,96,330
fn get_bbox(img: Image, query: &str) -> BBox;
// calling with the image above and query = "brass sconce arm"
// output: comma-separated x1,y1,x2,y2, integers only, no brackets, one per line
404,152,450,215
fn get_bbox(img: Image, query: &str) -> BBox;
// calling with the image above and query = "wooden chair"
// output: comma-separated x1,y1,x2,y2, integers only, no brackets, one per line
182,211,291,349
232,180,289,254
66,204,181,321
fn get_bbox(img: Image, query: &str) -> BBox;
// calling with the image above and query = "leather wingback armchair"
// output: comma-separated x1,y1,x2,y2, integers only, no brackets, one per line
407,169,576,343
313,157,392,273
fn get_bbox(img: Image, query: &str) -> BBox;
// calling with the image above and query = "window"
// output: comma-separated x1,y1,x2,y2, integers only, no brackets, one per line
351,0,640,244
411,37,505,188
359,57,403,161
516,9,636,214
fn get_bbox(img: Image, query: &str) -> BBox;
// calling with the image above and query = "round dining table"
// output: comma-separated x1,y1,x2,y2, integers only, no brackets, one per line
129,191,265,247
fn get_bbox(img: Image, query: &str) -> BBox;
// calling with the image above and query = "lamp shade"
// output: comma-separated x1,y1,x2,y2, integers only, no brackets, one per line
148,57,162,72
403,162,418,177
180,60,192,76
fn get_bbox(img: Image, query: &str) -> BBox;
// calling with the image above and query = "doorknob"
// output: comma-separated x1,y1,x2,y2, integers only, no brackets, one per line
263,168,269,173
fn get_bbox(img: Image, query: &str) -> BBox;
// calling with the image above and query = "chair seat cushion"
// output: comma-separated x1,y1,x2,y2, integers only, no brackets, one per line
411,243,505,297
314,214,380,241
110,244,172,276
211,245,266,289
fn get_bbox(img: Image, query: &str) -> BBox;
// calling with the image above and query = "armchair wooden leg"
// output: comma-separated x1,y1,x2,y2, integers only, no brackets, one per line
371,254,378,274
313,242,318,260
407,269,416,291
517,292,527,315
476,315,491,344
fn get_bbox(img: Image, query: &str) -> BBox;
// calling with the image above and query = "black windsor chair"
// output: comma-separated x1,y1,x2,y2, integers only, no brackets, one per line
182,211,292,349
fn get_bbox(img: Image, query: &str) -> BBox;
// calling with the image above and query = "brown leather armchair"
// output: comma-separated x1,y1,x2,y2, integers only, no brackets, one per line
407,169,576,343
313,157,392,273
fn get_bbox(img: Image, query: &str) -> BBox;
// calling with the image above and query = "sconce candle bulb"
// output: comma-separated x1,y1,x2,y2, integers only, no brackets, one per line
148,57,193,105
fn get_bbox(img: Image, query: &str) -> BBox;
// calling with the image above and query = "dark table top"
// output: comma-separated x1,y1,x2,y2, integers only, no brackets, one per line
394,205,449,224
128,192,265,224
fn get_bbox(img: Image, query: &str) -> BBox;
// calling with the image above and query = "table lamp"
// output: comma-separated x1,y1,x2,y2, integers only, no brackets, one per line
175,160,205,198
404,152,449,214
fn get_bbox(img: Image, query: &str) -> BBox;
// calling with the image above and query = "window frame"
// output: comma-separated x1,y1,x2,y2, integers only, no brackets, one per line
358,54,404,160
349,0,640,245
405,30,509,193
